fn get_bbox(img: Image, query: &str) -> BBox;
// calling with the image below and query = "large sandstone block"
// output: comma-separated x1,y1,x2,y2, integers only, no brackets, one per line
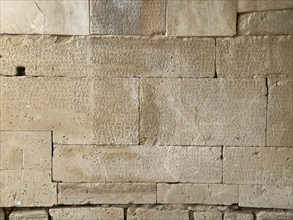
0,0,89,35
224,147,293,186
53,145,222,183
157,184,238,205
0,35,215,78
58,183,156,204
194,212,222,220
167,0,236,36
224,212,254,220
127,208,189,220
140,78,266,146
256,211,293,220
238,0,293,12
9,210,48,220
267,79,293,147
238,10,293,35
90,0,165,35
216,36,293,77
0,77,139,144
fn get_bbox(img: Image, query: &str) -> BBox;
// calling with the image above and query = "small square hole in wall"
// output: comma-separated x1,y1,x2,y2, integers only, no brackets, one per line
16,66,26,76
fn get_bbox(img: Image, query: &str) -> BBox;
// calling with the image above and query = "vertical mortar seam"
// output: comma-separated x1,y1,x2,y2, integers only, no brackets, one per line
221,146,224,184
265,78,269,146
214,38,217,78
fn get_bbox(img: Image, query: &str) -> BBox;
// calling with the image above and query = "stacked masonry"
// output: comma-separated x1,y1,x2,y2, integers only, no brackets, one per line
0,0,293,219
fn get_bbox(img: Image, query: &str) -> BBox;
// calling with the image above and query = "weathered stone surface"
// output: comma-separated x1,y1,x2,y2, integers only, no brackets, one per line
49,207,123,220
238,0,293,12
194,212,222,220
53,145,222,183
167,0,236,36
216,36,293,77
58,183,156,204
256,211,293,220
0,170,57,207
224,212,254,220
224,147,293,186
140,78,266,146
239,185,293,209
238,10,293,35
157,184,238,205
0,0,89,35
267,79,293,147
0,131,51,170
127,208,189,220
0,209,4,220
0,77,139,144
9,210,48,220
0,35,215,78
90,0,165,35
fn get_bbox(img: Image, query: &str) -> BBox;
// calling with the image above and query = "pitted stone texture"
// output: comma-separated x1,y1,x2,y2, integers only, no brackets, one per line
239,185,293,209
140,78,266,146
224,212,254,220
0,131,51,170
267,79,293,147
194,212,222,220
58,183,156,204
0,35,215,78
256,211,293,220
157,184,238,205
53,145,222,183
224,147,293,186
9,210,48,220
49,207,123,220
167,0,236,36
0,77,139,145
127,208,189,220
0,170,57,207
0,209,4,220
238,10,293,35
0,0,89,35
217,36,293,77
90,0,165,35
238,0,293,12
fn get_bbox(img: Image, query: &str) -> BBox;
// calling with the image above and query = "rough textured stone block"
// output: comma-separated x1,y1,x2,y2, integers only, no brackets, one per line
238,0,293,12
90,0,165,35
0,209,4,220
256,211,293,220
157,184,238,205
140,78,266,146
224,212,254,220
53,145,222,183
224,147,293,186
239,185,293,209
194,212,222,220
0,0,89,35
58,183,156,204
238,10,293,35
0,77,139,145
267,79,293,147
217,36,293,77
167,0,236,36
9,210,48,220
0,36,215,78
127,208,189,220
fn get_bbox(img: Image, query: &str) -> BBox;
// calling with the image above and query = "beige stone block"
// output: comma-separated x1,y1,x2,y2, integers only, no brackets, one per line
49,207,123,220
0,0,89,35
216,36,293,77
224,212,254,220
194,212,222,220
127,208,189,220
0,131,51,170
238,0,293,12
58,183,156,204
9,210,48,220
157,184,238,205
140,78,266,146
0,35,215,78
238,10,293,35
256,211,293,220
224,147,293,186
0,170,57,207
167,0,236,36
0,77,139,144
267,79,293,147
239,185,293,209
53,145,222,183
90,0,165,35
0,209,4,220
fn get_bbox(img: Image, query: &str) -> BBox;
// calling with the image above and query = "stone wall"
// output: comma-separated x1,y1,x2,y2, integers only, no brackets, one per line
0,0,292,219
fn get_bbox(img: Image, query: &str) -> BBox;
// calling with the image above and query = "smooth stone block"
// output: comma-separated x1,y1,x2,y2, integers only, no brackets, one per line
194,212,223,220
224,212,254,220
127,208,189,220
256,211,293,220
238,0,293,12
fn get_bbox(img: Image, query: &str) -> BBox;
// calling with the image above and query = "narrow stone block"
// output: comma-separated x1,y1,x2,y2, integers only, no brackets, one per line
256,211,293,220
127,208,189,220
9,210,48,220
194,212,222,220
224,212,254,220
238,0,293,12
0,209,4,220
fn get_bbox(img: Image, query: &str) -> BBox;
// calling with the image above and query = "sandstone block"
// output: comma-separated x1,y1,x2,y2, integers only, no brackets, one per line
167,0,236,36
238,10,293,35
157,184,238,205
53,145,222,183
224,147,293,186
9,210,48,220
267,79,293,146
58,183,156,204
224,212,254,220
256,211,293,220
238,0,293,12
216,36,293,77
0,209,4,220
90,0,165,35
49,207,123,220
239,185,293,209
194,212,222,220
140,78,266,146
0,0,89,35
127,208,189,220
